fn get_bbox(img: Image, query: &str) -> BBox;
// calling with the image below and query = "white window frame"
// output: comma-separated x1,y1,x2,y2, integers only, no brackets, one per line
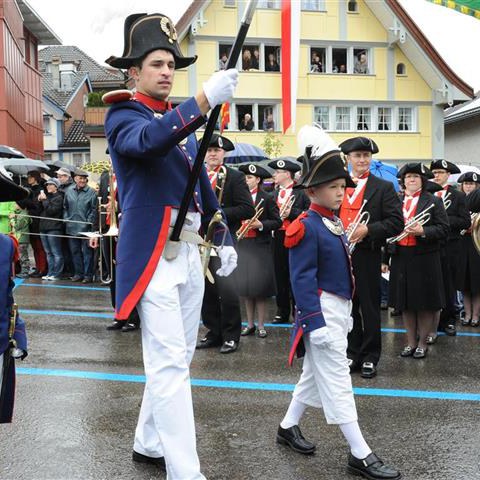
313,106,330,130
308,45,373,74
335,106,353,132
356,106,372,131
224,0,236,7
43,116,51,135
397,106,414,132
375,106,393,132
257,0,281,9
231,102,280,132
221,41,281,72
301,0,326,11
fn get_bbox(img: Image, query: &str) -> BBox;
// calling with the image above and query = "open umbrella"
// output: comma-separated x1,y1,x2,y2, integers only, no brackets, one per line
369,161,400,192
45,160,76,174
224,143,268,165
0,145,25,159
0,158,50,176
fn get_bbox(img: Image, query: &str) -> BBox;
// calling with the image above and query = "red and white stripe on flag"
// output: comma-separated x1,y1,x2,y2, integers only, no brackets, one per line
281,0,301,134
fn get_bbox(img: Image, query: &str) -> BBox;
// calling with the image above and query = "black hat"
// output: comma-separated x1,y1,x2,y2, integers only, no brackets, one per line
0,168,28,202
429,159,461,174
268,157,301,173
238,163,271,179
397,163,434,179
339,136,379,155
425,180,443,193
458,171,480,184
295,149,355,189
105,13,197,70
202,133,234,152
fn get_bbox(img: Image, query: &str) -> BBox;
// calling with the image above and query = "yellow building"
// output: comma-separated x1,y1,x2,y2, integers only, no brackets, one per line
169,0,473,164
86,0,473,165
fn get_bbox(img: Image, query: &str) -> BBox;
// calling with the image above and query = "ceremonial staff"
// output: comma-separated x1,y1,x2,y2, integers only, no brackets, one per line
170,0,258,243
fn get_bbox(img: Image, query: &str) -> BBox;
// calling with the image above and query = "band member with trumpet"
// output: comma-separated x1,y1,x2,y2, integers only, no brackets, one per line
0,168,28,423
277,126,401,480
237,163,282,338
268,157,310,324
430,159,470,336
387,163,449,359
338,137,403,379
104,13,239,479
197,133,255,354
456,172,480,327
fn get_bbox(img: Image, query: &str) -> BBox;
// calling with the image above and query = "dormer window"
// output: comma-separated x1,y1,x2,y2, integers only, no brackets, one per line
59,63,77,91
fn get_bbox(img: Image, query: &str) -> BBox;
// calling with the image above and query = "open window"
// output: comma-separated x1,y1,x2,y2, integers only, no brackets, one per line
265,46,281,72
219,44,232,70
242,45,260,71
332,49,347,74
353,49,369,74
259,105,276,131
237,105,254,131
310,48,326,73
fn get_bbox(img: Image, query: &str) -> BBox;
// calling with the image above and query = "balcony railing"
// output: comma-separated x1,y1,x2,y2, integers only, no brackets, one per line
85,107,107,126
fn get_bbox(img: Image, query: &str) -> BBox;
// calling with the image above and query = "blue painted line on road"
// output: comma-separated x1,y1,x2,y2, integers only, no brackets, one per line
16,367,480,401
13,278,24,290
17,282,110,292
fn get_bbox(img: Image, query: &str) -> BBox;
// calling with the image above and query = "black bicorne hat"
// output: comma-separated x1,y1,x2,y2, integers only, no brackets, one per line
105,13,197,70
0,168,28,202
202,133,234,152
457,171,480,184
397,163,434,179
268,157,301,173
425,180,443,193
238,163,271,179
429,159,461,174
295,148,356,189
339,136,379,155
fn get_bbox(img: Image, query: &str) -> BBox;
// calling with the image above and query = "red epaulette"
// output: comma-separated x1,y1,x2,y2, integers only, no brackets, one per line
7,234,19,263
284,212,308,248
102,89,134,105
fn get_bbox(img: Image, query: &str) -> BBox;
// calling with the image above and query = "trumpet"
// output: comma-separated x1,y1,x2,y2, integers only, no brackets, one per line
236,199,265,241
387,203,435,244
346,200,370,254
215,165,228,205
443,192,452,210
279,195,295,219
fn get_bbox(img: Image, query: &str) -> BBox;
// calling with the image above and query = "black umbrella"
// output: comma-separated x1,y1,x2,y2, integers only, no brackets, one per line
0,145,26,158
0,158,49,175
46,160,76,174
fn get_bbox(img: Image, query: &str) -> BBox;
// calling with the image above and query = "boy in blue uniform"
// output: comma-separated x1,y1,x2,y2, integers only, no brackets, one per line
0,168,28,423
276,126,401,480
104,13,238,480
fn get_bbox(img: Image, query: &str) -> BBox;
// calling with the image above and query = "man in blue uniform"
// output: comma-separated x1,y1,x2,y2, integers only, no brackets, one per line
104,13,238,480
0,168,28,423
276,126,401,480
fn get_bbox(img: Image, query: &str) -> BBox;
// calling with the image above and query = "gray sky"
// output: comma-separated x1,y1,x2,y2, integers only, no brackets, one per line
27,0,480,92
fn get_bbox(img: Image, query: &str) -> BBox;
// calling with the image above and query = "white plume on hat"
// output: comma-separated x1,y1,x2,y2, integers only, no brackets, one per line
297,123,338,158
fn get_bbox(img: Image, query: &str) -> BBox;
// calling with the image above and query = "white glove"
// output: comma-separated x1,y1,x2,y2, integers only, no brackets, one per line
216,245,238,277
309,326,331,346
203,69,239,109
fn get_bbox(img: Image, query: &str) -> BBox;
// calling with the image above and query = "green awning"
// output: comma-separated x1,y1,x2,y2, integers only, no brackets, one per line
427,0,480,19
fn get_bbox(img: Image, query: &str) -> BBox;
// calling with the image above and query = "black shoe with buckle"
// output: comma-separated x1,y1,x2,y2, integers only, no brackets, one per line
471,317,480,327
276,425,316,455
425,334,438,345
361,362,377,379
400,345,415,357
443,324,457,336
413,347,427,359
122,322,139,332
220,340,238,354
106,320,125,331
347,452,401,479
132,450,166,468
348,358,361,373
241,326,256,336
196,336,221,349
272,315,288,324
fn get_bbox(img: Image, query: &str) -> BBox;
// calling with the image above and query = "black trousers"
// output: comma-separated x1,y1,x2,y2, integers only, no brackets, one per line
348,248,382,365
272,230,294,321
202,255,241,343
439,240,459,330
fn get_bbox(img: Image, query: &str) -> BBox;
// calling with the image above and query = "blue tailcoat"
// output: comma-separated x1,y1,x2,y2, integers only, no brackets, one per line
288,209,354,364
0,234,27,423
105,97,231,319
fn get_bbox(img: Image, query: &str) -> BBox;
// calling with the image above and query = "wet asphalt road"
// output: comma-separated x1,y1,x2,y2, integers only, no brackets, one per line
3,279,480,480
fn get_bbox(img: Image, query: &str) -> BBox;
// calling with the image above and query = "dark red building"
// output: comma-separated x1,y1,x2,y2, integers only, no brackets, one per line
0,0,60,158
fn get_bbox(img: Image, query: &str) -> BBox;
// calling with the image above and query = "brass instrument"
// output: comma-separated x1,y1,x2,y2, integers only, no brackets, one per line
236,199,265,241
200,210,228,283
215,165,228,205
473,213,480,255
346,200,370,254
279,194,295,219
387,203,435,244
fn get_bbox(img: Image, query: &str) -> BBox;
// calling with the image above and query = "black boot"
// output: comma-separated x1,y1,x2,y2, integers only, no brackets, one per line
347,452,401,479
276,425,316,454
132,450,165,468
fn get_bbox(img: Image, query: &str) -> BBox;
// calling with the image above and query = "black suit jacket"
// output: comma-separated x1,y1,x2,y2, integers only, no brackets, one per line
347,174,404,250
217,166,255,235
467,188,480,213
443,185,470,240
251,189,282,244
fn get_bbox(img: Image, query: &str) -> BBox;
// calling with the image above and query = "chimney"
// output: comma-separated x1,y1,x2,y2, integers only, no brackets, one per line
51,55,61,90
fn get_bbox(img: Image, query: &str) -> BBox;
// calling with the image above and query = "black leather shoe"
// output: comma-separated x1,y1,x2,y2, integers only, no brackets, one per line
400,346,415,357
444,324,457,336
122,322,139,332
241,326,256,336
276,425,316,454
106,320,125,331
219,340,238,354
413,347,427,359
347,452,401,479
132,450,166,468
391,309,401,317
380,302,388,311
272,315,288,324
348,358,361,373
196,337,222,349
361,362,377,379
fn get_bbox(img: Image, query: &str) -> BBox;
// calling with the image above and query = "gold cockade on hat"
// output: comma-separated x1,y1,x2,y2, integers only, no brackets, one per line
160,16,178,44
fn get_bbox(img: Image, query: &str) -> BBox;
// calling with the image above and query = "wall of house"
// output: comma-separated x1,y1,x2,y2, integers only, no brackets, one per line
64,83,89,132
445,116,480,167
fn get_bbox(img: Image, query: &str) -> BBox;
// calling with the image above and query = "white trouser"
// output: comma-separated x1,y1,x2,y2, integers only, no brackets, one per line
292,291,358,425
134,236,206,480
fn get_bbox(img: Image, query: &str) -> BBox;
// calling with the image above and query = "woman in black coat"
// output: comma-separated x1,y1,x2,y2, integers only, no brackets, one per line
237,164,282,338
387,163,449,359
38,178,65,280
456,172,480,326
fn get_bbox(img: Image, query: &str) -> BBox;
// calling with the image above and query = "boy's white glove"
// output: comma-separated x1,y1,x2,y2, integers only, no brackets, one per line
309,326,331,346
216,245,238,277
203,69,239,109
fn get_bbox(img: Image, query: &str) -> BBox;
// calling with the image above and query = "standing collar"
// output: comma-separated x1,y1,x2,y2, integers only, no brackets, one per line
310,203,334,219
133,92,172,113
